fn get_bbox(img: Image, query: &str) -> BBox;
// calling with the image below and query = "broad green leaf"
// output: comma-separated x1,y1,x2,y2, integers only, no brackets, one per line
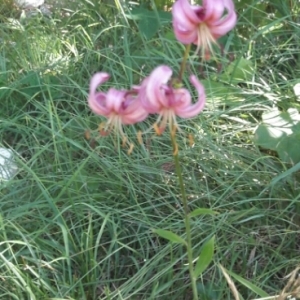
190,208,218,218
138,17,159,39
221,58,254,83
200,79,243,109
194,236,215,278
262,108,300,124
254,108,299,149
153,229,186,245
254,108,300,164
293,83,300,100
201,80,237,99
224,268,269,298
254,123,285,150
125,7,171,40
277,131,300,164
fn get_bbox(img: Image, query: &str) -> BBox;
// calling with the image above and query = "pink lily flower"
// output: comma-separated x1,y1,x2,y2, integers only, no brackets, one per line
138,65,206,134
88,72,149,138
172,0,237,57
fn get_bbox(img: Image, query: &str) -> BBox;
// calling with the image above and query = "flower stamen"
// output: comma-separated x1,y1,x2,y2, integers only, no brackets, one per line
196,23,218,60
153,123,164,136
137,131,143,145
122,136,127,148
188,133,195,147
127,143,134,155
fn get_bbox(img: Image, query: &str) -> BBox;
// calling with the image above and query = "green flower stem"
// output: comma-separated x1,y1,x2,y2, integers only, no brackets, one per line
178,44,191,82
170,128,198,300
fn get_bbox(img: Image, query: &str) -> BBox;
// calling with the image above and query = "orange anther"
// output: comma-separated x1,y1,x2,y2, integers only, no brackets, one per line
127,143,134,155
188,133,195,147
137,131,143,145
84,130,91,140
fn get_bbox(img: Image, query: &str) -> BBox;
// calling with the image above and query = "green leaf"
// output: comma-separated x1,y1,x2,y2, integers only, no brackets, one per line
277,131,300,164
254,108,299,149
201,80,242,106
224,268,269,298
222,58,254,83
138,17,159,40
254,123,285,150
201,80,236,98
190,208,218,218
194,236,215,278
153,229,186,245
125,7,171,40
254,108,300,164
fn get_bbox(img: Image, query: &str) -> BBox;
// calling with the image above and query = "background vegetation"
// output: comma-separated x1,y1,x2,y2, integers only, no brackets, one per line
0,0,299,299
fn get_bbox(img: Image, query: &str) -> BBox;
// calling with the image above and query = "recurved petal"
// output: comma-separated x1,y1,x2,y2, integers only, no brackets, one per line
173,25,198,44
137,77,159,113
88,92,110,116
210,9,237,37
145,65,173,110
172,88,192,108
89,72,110,95
122,94,149,124
88,72,111,116
123,95,141,114
122,107,149,124
175,75,206,118
105,88,126,113
172,0,198,31
173,0,201,24
202,0,226,22
224,0,236,11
